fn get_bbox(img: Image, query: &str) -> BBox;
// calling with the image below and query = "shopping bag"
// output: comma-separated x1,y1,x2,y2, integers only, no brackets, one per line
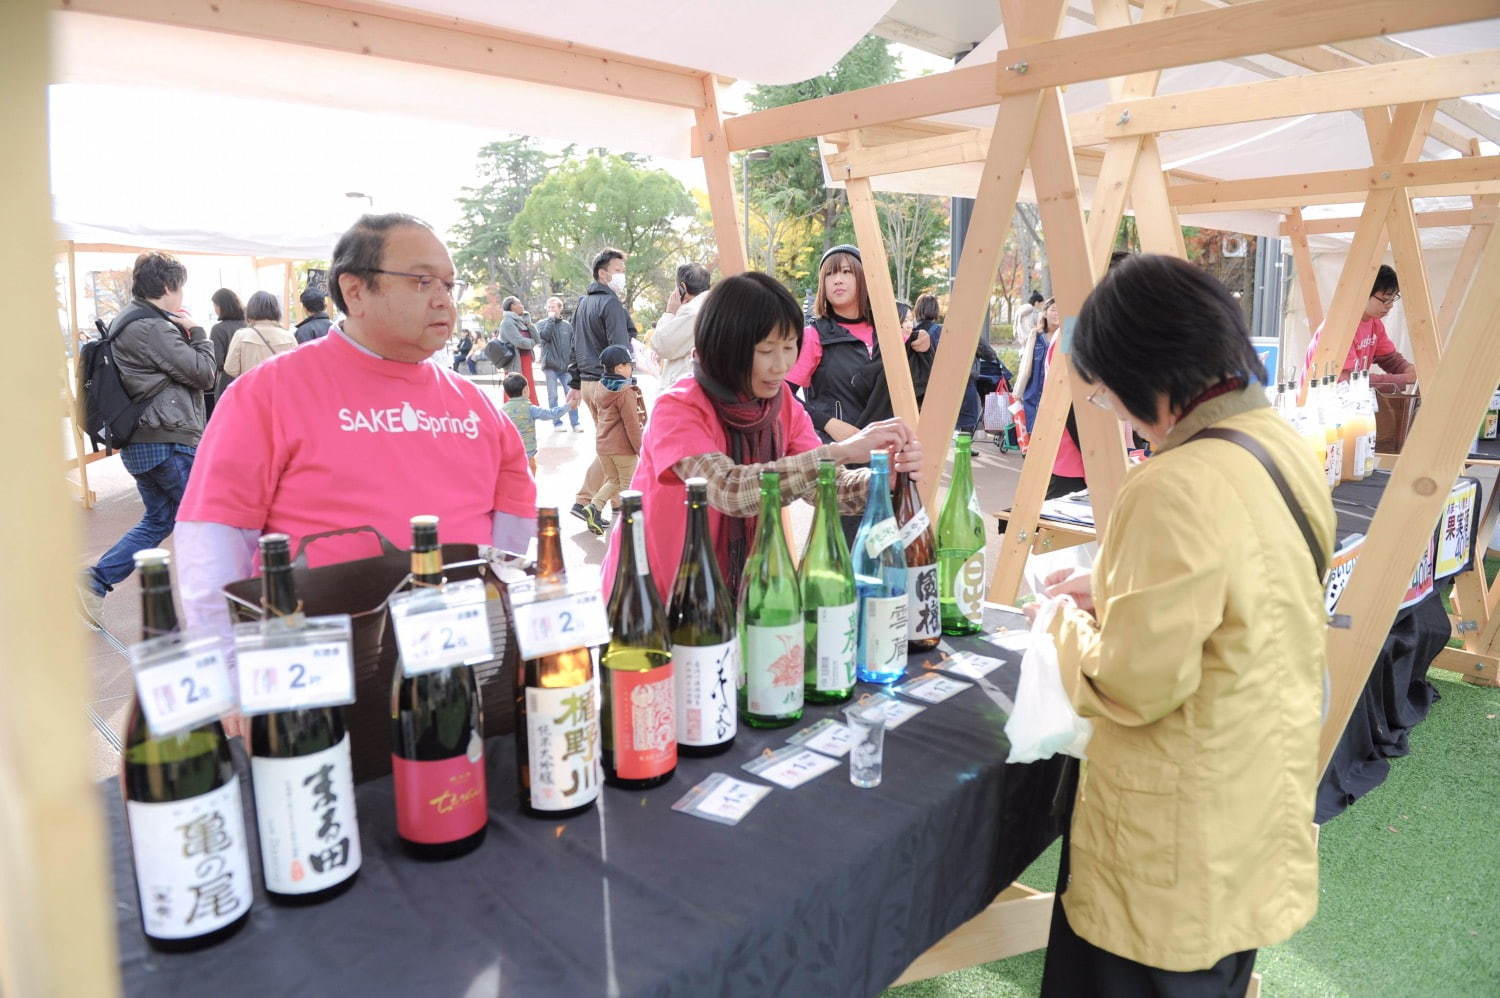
984,389,1013,433
1004,598,1092,763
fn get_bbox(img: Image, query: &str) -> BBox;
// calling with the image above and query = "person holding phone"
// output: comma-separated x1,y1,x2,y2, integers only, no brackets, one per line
652,262,711,388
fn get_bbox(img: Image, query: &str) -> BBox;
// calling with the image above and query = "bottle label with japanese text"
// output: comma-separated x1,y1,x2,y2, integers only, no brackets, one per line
524,678,602,811
251,734,361,894
860,595,908,676
674,641,737,747
906,565,940,640
744,622,804,716
391,732,487,844
955,552,986,624
126,775,253,940
608,663,677,779
814,602,857,692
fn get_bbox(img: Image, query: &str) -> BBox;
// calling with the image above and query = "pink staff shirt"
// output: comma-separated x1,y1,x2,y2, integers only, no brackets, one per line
1302,316,1398,380
1045,337,1087,480
178,329,536,567
600,379,823,602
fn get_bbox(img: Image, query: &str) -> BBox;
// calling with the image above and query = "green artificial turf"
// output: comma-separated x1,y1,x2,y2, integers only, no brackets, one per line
886,671,1500,997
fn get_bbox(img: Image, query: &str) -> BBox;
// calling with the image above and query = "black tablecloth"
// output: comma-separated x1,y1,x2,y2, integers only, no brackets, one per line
112,609,1068,997
1469,432,1499,464
1318,472,1454,822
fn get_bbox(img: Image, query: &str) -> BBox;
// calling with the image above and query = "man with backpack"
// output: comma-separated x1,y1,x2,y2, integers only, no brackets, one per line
79,251,217,624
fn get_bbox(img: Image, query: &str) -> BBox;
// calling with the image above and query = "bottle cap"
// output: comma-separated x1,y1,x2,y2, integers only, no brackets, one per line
133,548,170,568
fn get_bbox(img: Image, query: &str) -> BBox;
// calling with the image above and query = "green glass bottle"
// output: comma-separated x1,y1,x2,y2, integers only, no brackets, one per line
738,471,804,728
937,432,987,634
799,460,857,704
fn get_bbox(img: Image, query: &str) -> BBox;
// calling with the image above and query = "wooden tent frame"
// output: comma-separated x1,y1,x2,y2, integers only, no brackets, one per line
11,0,1500,990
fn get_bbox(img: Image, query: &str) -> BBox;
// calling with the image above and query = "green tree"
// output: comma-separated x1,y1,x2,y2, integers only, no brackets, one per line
744,35,903,294
509,153,696,313
877,193,949,303
450,137,553,302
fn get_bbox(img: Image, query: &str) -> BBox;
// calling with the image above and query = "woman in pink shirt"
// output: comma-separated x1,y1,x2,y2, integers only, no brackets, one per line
603,272,923,602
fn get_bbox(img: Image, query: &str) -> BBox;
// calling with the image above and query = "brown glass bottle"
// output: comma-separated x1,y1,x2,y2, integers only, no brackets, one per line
515,508,601,817
895,470,942,652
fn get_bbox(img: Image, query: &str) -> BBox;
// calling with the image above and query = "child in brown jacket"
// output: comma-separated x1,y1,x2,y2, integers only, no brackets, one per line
582,345,646,535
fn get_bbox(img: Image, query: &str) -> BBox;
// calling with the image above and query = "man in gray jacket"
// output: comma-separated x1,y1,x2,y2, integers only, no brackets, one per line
536,296,578,430
80,251,217,623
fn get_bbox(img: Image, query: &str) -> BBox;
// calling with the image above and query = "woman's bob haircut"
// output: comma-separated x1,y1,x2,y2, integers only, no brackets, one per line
694,271,804,397
1072,254,1265,425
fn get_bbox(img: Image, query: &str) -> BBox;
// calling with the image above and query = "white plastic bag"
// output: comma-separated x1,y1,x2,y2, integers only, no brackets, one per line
1004,598,1092,763
983,391,1012,433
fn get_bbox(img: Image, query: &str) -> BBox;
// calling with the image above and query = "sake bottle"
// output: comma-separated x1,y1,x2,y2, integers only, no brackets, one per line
799,460,858,704
853,452,908,683
123,549,253,951
516,508,601,817
250,534,360,902
938,432,987,634
894,466,941,653
738,471,804,728
668,478,738,757
391,516,488,859
601,491,676,789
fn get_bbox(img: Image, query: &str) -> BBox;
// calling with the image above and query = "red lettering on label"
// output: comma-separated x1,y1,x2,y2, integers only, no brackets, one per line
609,664,677,779
391,752,488,844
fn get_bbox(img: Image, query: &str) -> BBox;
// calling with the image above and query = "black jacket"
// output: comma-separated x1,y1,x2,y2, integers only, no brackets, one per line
294,312,333,344
798,316,900,444
568,282,636,389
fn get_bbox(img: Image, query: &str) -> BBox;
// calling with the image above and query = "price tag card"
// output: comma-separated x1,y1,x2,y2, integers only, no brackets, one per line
234,615,355,714
986,630,1033,653
937,651,1001,681
390,579,494,676
742,745,841,789
898,508,931,548
876,698,925,729
130,629,237,738
785,718,855,758
509,588,611,660
894,673,972,705
671,773,772,826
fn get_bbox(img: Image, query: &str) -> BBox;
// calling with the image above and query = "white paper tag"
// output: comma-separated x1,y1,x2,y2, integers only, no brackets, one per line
674,640,738,747
510,589,611,660
671,773,771,826
940,651,1001,680
955,551,986,625
631,516,649,575
894,673,971,704
744,622,803,717
524,678,602,812
876,698,925,729
906,565,940,640
860,594,908,678
391,580,494,676
742,745,840,789
130,630,237,738
250,734,361,894
898,508,931,548
814,602,858,692
126,775,253,939
863,517,900,558
234,616,355,714
986,631,1033,653
786,718,855,758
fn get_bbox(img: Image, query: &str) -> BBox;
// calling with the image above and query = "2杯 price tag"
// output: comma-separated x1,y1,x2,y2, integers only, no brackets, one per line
234,614,355,715
390,579,495,676
508,587,612,660
129,629,237,738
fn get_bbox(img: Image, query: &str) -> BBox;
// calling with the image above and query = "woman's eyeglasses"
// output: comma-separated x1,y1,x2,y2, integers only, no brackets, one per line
1086,386,1111,410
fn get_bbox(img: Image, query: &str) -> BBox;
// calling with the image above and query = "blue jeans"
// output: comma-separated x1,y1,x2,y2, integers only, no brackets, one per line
89,445,196,594
544,368,578,427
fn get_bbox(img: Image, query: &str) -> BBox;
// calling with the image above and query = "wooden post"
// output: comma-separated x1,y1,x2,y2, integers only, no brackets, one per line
0,0,120,993
1285,208,1325,337
1320,227,1500,770
65,240,95,508
1306,188,1395,381
844,176,919,427
694,75,748,277
283,259,295,321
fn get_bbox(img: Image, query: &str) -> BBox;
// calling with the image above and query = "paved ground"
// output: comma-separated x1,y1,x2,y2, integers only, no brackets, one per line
74,373,1026,780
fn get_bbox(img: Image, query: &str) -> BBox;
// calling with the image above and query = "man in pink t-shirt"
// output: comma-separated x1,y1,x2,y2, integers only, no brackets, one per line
1301,264,1415,387
175,214,536,636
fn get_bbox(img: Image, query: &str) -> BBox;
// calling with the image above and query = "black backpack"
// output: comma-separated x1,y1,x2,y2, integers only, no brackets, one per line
78,303,165,450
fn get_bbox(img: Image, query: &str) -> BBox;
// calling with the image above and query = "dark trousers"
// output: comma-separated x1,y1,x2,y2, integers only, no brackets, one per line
1041,833,1256,998
89,448,195,594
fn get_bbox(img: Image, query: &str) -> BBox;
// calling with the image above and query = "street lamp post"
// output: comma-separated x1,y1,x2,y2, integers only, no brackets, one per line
741,149,770,268
345,191,375,210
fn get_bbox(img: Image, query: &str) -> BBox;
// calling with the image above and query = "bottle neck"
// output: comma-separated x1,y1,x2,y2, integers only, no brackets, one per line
864,467,893,520
411,548,442,586
613,503,648,582
755,483,782,545
261,565,298,616
139,567,178,639
535,517,568,592
950,446,973,494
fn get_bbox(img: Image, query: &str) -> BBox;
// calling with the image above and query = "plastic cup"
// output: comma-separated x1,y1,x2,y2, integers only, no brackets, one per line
843,698,889,789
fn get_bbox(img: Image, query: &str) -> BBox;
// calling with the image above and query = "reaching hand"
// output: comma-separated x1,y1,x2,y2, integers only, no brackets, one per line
832,418,924,478
1042,567,1094,614
910,329,932,353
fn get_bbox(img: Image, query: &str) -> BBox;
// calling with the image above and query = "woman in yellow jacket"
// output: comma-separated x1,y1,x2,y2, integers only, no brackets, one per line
1032,254,1335,996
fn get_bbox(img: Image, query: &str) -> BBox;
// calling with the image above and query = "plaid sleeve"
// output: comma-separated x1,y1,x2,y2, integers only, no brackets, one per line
674,446,838,518
835,467,872,515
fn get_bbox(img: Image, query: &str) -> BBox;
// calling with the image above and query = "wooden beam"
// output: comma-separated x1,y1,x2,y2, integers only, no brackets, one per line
995,0,1500,96
844,176,918,427
59,0,708,108
1308,189,1395,379
1320,227,1500,771
1324,33,1500,146
1068,50,1500,146
1280,207,1493,236
1,1,119,993
65,240,94,509
694,76,747,276
1128,135,1187,258
1284,209,1326,337
1167,156,1500,211
1431,645,1498,684
892,884,1054,985
1438,195,1500,343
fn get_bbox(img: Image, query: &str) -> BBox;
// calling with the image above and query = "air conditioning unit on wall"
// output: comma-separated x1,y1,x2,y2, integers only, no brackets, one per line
1222,234,1249,258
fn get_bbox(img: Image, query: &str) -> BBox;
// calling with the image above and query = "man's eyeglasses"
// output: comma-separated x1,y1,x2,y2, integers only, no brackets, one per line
364,269,468,302
1371,292,1401,305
